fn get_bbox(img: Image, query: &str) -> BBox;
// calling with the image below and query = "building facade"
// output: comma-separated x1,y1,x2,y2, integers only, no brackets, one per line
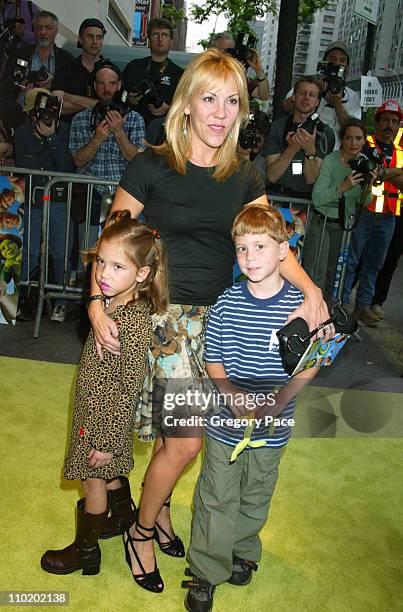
37,0,134,46
337,0,403,104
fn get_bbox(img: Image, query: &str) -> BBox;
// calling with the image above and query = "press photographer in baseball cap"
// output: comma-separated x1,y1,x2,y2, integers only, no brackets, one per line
52,18,106,122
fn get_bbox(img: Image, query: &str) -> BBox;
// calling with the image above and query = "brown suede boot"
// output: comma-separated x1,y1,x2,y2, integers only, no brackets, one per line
100,476,137,539
41,499,108,575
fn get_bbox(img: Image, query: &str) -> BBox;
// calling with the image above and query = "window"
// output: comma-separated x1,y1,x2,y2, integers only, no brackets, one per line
324,15,335,23
108,1,130,40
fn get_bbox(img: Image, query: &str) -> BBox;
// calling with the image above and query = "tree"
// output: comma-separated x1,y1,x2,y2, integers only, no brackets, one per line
190,0,278,35
272,0,330,119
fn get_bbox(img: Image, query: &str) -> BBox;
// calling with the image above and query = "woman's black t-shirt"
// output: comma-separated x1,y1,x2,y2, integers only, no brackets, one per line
120,149,265,305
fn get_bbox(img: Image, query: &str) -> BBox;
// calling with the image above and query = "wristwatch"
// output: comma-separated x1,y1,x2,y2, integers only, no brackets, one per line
304,152,317,160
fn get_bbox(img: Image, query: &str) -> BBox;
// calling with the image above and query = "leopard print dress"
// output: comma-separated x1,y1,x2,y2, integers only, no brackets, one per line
64,300,151,481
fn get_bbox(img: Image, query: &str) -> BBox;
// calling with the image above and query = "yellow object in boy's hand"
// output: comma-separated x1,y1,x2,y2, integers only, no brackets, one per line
229,412,267,463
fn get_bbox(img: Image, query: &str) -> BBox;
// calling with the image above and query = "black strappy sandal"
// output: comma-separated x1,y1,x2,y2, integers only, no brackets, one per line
154,499,185,558
123,522,164,593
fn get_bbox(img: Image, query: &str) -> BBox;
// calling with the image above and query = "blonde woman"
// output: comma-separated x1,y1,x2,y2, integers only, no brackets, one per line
88,49,328,592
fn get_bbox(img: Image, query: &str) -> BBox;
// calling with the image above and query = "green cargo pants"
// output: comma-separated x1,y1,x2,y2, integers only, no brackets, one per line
187,435,283,585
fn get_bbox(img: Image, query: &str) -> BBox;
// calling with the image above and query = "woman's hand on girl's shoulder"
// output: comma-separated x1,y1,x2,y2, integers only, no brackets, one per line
88,299,121,359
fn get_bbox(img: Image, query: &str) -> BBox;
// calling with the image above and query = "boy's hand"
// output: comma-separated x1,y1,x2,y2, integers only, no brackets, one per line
88,448,113,468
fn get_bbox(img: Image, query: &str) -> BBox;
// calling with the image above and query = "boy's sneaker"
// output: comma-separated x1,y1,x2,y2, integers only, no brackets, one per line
227,555,258,586
371,304,385,320
182,568,215,612
51,305,66,323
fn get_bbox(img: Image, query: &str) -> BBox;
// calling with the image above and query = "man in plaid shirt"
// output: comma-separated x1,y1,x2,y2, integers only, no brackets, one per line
69,59,145,259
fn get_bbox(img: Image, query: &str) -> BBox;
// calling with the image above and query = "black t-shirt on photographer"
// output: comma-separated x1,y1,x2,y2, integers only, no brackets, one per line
123,56,183,126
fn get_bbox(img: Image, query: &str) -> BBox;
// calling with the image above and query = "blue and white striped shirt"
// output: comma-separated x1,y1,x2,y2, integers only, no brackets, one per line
204,280,303,448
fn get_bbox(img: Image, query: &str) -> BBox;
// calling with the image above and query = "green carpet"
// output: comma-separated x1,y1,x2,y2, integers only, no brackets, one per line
1,356,402,611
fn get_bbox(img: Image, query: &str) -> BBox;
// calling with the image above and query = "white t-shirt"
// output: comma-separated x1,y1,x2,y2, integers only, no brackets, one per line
285,85,361,149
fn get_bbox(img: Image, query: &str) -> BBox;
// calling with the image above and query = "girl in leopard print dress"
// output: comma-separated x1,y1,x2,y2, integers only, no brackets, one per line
41,211,168,578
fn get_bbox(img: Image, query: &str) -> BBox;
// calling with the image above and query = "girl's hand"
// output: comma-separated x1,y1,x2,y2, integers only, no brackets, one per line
337,170,364,195
88,299,120,359
88,448,113,468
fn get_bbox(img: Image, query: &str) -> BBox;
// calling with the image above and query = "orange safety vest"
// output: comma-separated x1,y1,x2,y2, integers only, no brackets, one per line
367,134,402,216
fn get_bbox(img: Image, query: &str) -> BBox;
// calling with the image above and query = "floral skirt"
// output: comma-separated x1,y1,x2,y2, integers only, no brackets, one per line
133,304,215,441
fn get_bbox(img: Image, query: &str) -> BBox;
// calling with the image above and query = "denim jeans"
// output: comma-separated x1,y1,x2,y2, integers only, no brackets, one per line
342,208,396,307
22,201,72,307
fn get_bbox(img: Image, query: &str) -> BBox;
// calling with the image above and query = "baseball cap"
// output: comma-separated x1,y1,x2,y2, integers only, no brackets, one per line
324,40,350,62
77,18,106,48
375,99,403,121
23,88,51,112
92,59,121,81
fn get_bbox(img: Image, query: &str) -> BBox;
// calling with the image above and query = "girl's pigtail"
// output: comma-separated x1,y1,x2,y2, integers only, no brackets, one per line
149,235,169,314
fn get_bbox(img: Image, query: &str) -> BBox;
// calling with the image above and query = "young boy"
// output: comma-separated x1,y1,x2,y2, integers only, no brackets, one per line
183,204,318,612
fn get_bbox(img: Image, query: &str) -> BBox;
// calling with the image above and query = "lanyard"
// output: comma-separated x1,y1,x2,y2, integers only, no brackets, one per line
146,58,168,78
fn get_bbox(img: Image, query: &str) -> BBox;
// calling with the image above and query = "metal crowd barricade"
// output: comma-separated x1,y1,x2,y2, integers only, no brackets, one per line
1,166,118,338
267,192,353,304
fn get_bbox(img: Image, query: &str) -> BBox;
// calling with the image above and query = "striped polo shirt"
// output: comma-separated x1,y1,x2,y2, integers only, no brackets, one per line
204,280,303,448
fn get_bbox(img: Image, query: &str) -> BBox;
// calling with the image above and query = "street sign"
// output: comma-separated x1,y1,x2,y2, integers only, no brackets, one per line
360,75,383,106
354,0,379,25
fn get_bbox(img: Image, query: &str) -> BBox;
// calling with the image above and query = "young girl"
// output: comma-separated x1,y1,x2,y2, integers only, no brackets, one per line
41,210,168,577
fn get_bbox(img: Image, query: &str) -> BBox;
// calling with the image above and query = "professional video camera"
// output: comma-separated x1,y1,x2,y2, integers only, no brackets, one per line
316,61,346,95
227,31,257,63
293,111,321,135
14,59,49,87
348,150,385,183
131,76,164,108
90,92,129,130
239,112,261,150
32,91,62,130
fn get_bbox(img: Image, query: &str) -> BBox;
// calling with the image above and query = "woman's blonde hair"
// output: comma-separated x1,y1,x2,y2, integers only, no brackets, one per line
232,203,288,244
154,49,250,181
84,211,169,314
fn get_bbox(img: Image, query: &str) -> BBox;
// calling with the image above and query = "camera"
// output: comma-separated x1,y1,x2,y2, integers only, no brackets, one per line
90,93,129,130
317,61,346,96
293,111,321,135
33,91,62,129
227,31,257,63
14,59,49,87
348,150,384,183
239,112,261,150
0,19,22,57
131,76,164,108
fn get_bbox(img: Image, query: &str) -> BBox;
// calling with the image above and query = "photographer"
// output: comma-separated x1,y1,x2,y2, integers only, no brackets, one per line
210,31,269,101
52,18,106,123
123,18,183,126
341,100,403,327
69,61,144,259
264,76,335,200
0,0,40,55
302,118,374,302
0,11,72,103
14,87,73,322
283,41,361,149
238,108,271,184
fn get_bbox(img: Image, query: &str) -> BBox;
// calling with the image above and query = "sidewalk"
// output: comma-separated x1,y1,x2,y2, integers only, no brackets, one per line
1,262,402,384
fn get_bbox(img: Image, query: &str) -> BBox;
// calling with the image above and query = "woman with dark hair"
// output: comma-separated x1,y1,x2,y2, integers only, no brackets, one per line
88,49,330,593
303,117,373,301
